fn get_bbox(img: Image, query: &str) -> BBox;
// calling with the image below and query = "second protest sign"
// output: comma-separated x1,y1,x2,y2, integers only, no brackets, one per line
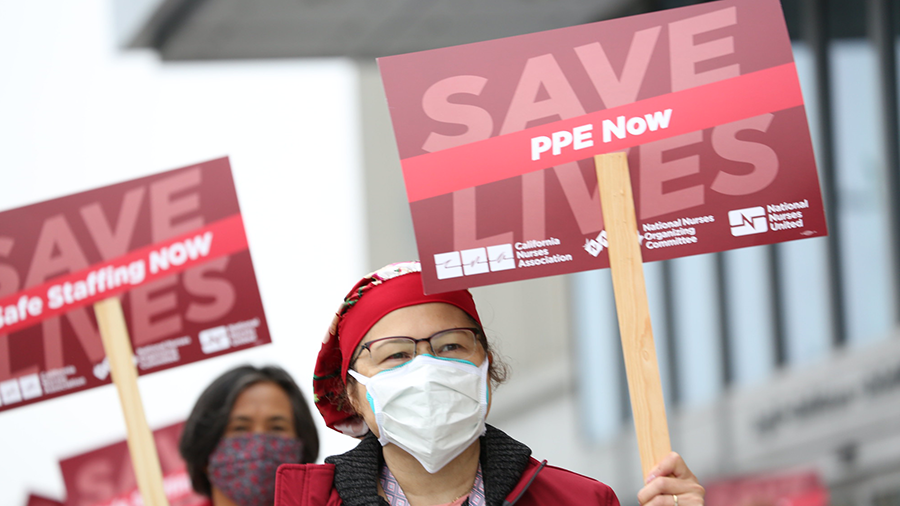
0,157,271,413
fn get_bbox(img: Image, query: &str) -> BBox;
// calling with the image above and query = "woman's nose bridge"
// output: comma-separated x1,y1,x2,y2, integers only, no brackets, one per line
415,339,433,356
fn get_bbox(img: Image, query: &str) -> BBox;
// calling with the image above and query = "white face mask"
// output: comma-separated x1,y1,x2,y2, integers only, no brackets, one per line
348,354,489,473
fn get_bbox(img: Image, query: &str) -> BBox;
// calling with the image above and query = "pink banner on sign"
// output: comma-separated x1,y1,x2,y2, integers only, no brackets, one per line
402,63,803,203
378,0,827,294
60,422,207,506
0,214,248,336
0,158,271,413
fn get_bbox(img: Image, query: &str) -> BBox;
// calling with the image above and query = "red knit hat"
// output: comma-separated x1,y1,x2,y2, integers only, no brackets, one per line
312,261,482,436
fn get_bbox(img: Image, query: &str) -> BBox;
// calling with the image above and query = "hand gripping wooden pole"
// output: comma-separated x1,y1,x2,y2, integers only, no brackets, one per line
594,153,672,479
94,297,171,506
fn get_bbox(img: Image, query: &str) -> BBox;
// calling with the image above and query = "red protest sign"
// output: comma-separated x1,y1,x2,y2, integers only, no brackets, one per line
59,422,207,506
705,470,829,506
25,495,64,506
378,0,826,294
0,158,270,413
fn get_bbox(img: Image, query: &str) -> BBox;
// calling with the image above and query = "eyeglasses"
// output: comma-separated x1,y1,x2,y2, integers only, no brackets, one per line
354,327,483,371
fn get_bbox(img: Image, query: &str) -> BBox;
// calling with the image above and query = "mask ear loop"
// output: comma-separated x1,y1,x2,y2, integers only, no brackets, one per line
478,358,490,427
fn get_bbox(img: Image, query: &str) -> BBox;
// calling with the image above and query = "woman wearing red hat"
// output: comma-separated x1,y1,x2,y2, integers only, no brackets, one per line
275,261,704,506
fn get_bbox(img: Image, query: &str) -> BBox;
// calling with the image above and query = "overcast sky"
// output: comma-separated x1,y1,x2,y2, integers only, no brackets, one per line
0,1,365,504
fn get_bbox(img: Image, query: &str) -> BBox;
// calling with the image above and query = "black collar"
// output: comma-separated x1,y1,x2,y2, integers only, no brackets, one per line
325,425,532,506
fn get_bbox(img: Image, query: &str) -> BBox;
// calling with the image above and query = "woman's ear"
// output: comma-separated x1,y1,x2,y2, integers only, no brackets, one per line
345,386,358,413
345,379,365,415
340,381,376,438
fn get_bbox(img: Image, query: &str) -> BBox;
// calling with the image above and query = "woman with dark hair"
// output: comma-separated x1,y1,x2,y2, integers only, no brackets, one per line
275,261,704,506
180,365,319,506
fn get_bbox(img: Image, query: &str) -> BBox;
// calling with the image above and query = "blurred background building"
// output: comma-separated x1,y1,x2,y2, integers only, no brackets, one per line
2,0,898,505
119,0,900,505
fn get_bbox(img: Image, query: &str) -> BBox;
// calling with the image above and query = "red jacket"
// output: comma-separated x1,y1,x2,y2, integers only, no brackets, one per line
275,426,619,506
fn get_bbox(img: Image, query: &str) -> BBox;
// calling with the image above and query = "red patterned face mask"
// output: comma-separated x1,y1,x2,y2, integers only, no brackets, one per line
208,433,304,506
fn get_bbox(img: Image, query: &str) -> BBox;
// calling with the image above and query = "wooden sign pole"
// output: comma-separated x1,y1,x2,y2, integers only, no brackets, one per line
594,152,672,479
94,297,171,506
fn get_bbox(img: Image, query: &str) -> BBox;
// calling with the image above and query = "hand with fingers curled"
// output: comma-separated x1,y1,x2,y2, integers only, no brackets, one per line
637,452,706,506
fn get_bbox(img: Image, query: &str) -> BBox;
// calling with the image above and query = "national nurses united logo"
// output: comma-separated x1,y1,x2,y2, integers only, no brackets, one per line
434,244,515,280
729,207,768,236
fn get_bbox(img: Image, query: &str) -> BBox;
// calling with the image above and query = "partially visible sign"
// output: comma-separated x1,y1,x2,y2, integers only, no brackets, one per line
706,470,829,506
60,422,206,506
26,495,64,506
378,0,826,293
0,158,271,412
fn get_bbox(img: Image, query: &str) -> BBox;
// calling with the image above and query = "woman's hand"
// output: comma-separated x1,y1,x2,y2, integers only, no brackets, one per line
637,452,705,506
